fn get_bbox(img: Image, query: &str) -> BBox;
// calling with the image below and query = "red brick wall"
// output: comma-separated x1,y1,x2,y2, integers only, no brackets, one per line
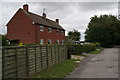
7,9,36,44
7,9,66,44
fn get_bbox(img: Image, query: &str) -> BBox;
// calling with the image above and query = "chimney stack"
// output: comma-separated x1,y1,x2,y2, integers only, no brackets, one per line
23,4,28,12
56,19,59,24
42,13,46,19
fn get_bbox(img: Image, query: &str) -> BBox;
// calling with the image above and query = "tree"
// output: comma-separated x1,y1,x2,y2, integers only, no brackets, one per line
2,35,8,46
68,30,81,41
85,15,120,47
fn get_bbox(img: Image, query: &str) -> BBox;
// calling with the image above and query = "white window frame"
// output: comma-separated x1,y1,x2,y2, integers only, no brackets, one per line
62,40,64,44
40,25,44,32
40,39,44,44
61,31,64,35
48,27,52,33
56,30,59,34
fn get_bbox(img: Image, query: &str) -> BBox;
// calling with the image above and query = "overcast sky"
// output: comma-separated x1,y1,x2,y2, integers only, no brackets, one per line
0,0,120,41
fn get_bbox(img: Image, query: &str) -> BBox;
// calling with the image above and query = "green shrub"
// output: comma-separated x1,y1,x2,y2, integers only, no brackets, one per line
66,44,82,55
82,43,96,53
75,45,83,54
95,42,100,48
2,35,8,46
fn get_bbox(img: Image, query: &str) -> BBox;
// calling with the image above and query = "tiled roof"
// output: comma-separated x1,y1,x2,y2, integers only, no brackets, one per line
22,9,65,30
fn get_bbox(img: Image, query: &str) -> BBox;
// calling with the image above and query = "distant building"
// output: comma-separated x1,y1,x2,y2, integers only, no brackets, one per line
6,4,66,44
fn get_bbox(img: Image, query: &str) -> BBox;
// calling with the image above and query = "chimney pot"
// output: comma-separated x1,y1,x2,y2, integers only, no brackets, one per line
56,19,59,24
23,4,28,12
42,13,46,18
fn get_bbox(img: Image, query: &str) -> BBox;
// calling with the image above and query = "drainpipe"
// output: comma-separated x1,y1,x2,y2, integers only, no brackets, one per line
35,25,37,44
33,22,37,44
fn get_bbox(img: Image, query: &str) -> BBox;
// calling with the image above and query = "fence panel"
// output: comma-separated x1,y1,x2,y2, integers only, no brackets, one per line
41,46,47,70
2,45,68,78
3,48,17,78
28,47,36,76
16,47,27,78
36,46,42,72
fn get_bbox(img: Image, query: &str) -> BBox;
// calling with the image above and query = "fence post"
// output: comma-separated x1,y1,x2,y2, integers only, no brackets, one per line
26,46,29,77
54,45,56,64
15,47,18,78
58,45,60,62
51,46,53,65
46,45,49,68
40,46,43,70
64,45,66,60
34,46,37,73
67,48,71,59
2,48,4,79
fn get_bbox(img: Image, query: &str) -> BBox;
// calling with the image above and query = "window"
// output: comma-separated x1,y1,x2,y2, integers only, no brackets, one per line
61,31,64,35
48,27,52,33
56,30,59,34
56,40,60,44
48,39,52,44
40,39,44,44
62,40,64,44
40,25,44,32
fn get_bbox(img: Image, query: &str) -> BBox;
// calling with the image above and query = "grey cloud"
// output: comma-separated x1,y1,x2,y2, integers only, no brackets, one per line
78,2,117,11
1,0,120,2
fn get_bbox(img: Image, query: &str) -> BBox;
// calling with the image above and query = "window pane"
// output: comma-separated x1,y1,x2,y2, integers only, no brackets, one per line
40,39,44,44
40,25,44,32
56,30,59,34
48,28,52,33
61,31,64,35
62,40,64,44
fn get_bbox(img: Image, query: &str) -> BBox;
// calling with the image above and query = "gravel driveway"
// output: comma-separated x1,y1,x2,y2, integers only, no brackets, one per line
66,48,118,78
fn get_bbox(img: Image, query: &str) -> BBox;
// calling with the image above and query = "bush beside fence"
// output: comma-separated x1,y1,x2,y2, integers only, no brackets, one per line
2,45,68,78
67,43,97,55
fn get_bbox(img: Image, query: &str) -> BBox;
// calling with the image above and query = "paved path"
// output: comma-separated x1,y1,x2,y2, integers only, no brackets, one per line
66,48,118,78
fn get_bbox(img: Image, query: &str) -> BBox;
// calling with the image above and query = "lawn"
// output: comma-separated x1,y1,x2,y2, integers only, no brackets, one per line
32,59,78,78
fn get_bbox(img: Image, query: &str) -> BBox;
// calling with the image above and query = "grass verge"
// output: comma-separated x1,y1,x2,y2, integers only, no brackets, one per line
77,54,88,57
32,59,78,78
90,49,101,54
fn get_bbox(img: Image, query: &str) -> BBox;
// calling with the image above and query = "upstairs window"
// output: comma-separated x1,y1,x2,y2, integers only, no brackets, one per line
48,28,52,33
40,25,44,32
61,31,64,35
56,30,59,34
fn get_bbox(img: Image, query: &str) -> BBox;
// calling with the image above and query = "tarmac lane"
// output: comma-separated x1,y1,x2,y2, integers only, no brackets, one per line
66,48,118,78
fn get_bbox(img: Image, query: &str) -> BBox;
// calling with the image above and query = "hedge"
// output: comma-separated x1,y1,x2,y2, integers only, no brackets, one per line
82,43,96,53
67,43,97,55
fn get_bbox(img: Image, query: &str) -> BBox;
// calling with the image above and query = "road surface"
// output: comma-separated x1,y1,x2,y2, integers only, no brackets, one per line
66,48,118,78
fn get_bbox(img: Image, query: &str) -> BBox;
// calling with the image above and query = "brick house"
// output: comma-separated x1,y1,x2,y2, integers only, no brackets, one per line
7,4,66,44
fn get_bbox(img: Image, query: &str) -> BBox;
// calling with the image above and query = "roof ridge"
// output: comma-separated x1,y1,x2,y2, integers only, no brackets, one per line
28,11,57,23
21,9,65,30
